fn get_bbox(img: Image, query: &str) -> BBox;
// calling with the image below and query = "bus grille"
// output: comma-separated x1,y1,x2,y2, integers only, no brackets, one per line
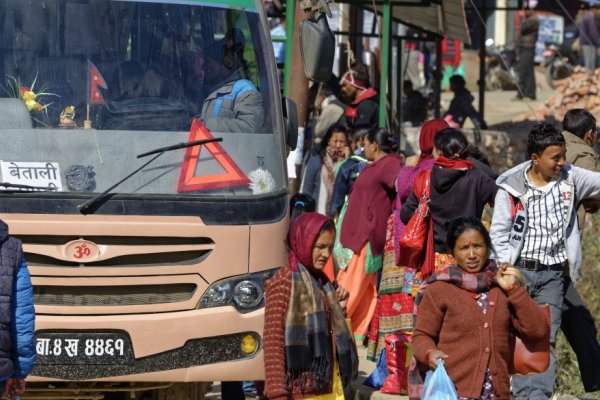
34,284,196,306
18,235,215,267
25,250,211,267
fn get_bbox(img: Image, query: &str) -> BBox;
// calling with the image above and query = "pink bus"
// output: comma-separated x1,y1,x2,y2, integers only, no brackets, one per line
0,0,294,397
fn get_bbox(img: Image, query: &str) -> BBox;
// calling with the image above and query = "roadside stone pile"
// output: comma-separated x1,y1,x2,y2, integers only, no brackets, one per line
513,66,600,122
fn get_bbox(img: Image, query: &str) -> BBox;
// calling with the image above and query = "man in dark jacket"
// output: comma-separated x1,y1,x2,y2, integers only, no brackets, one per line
0,220,36,398
340,64,379,128
560,108,600,392
579,3,600,73
515,9,539,100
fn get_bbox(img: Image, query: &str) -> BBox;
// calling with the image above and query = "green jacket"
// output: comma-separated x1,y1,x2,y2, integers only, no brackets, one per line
562,130,600,231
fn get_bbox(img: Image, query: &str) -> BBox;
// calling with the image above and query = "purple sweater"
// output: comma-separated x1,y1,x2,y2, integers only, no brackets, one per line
340,154,404,256
580,13,600,47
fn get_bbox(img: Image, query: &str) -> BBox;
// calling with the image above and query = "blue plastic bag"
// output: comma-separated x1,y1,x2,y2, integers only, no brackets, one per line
363,348,389,389
421,358,458,400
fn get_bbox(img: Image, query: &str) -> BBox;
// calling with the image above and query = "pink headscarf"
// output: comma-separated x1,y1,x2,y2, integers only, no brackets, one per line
419,119,449,163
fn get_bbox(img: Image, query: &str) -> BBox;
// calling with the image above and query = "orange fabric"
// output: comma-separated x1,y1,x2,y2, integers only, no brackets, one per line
336,245,378,340
434,252,456,273
324,257,335,283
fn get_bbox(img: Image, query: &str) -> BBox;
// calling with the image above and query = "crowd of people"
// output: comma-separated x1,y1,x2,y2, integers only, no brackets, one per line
262,94,600,399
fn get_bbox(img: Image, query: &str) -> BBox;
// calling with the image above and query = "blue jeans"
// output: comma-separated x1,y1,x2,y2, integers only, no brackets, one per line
511,268,565,400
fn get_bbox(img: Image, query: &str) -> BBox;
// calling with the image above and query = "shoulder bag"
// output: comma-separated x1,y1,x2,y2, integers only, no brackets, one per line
510,304,551,375
398,170,431,269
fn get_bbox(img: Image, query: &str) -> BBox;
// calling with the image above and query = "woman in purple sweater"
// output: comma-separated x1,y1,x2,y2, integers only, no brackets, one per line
337,128,403,340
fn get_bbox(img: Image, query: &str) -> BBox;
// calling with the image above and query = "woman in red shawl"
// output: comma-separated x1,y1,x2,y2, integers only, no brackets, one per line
263,213,358,399
366,119,449,361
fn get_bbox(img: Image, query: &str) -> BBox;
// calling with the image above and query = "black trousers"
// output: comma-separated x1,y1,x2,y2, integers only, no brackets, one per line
517,47,536,99
221,381,245,400
561,276,600,392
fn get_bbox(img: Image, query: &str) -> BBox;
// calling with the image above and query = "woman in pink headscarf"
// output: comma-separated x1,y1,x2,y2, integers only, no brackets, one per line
263,213,358,400
366,119,449,361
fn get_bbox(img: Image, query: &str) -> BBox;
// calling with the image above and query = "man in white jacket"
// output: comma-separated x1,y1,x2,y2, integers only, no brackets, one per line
490,123,600,399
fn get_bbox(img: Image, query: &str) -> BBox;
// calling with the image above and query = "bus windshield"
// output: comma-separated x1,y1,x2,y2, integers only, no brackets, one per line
0,0,285,204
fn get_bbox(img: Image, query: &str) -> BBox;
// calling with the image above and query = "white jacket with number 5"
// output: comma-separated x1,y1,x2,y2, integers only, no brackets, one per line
490,161,600,281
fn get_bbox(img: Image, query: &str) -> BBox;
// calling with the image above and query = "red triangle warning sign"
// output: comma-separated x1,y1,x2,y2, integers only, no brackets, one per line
177,119,249,192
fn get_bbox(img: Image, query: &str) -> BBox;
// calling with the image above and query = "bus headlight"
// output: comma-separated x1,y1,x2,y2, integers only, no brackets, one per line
234,280,262,308
198,268,278,312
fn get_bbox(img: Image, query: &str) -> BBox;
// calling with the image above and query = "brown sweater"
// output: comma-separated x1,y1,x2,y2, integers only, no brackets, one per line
413,283,548,400
263,266,335,399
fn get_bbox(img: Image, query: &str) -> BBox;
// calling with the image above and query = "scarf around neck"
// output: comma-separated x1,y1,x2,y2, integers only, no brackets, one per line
415,260,498,306
321,148,342,215
285,213,358,395
434,155,474,170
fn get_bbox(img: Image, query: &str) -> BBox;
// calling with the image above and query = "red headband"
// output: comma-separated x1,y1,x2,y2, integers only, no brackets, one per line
342,73,369,90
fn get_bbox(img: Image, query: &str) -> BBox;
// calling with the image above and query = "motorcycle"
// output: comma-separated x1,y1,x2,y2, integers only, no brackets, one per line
485,42,518,91
543,41,576,88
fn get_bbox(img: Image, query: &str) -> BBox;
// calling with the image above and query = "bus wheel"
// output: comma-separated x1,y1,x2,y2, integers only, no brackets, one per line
155,382,210,400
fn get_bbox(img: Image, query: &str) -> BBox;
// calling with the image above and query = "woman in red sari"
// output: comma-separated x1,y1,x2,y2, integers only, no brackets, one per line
337,128,403,340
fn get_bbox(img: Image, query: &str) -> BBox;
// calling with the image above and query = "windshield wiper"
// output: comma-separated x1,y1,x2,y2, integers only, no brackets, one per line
0,182,58,191
135,138,222,158
77,137,222,215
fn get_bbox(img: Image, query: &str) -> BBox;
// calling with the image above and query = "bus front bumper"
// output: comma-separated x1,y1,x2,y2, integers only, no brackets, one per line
30,306,265,381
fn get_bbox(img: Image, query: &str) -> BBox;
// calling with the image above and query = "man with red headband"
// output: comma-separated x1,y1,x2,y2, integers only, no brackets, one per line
340,64,379,128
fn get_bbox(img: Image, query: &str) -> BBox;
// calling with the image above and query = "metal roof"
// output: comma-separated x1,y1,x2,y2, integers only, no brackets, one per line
359,0,471,44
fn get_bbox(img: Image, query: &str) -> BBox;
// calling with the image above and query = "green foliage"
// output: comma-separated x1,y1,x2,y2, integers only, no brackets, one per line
555,212,600,399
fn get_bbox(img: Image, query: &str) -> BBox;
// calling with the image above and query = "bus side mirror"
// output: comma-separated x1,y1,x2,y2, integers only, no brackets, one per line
283,97,298,150
299,12,334,82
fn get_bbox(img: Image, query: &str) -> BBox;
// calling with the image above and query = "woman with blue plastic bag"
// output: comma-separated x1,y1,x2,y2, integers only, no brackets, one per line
413,217,548,399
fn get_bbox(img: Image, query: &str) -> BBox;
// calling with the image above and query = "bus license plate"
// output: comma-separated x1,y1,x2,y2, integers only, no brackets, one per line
36,332,133,365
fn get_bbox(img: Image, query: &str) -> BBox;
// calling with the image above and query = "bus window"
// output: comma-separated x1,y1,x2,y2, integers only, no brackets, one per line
0,0,285,207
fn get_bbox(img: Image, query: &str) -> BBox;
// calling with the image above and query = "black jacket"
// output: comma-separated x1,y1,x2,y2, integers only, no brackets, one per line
400,165,498,251
445,89,485,128
403,91,427,126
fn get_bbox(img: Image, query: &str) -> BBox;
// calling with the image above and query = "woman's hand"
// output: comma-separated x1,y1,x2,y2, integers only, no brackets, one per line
427,350,448,369
496,263,524,292
335,284,350,311
342,146,352,160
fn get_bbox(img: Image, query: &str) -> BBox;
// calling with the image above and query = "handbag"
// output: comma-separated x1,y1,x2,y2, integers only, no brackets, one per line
363,348,389,389
398,170,431,269
381,333,411,394
333,200,353,270
510,304,551,375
